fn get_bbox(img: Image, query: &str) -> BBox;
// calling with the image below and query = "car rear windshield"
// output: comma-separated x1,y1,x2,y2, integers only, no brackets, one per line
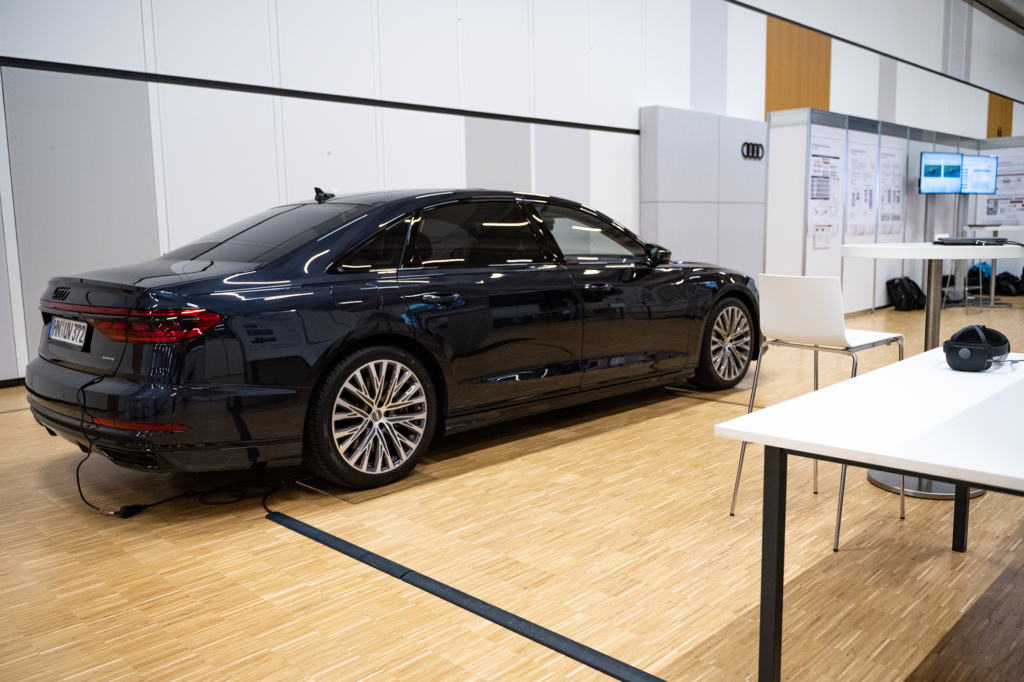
160,203,371,263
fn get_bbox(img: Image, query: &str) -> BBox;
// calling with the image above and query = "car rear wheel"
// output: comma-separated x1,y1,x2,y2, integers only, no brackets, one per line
692,298,753,390
305,346,437,488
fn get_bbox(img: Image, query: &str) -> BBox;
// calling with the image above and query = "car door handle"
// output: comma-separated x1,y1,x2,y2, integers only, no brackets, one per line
584,283,613,292
423,293,462,306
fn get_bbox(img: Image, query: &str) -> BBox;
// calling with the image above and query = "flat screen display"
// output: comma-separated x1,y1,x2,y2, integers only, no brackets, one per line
919,153,962,194
959,155,998,194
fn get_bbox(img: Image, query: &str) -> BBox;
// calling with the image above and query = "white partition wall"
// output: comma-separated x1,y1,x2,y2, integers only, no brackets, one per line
875,124,909,307
972,135,1024,278
841,120,880,312
765,108,1009,314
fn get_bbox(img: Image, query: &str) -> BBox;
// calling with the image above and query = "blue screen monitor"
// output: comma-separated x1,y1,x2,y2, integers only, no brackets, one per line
919,152,962,194
960,155,998,194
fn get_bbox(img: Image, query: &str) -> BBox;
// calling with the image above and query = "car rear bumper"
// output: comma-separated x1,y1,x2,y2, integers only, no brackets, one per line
26,357,305,472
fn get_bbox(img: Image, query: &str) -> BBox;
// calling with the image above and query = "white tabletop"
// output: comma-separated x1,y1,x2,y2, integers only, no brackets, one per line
842,242,1024,259
714,349,1024,493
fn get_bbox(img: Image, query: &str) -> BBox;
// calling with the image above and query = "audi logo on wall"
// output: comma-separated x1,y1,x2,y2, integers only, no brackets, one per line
741,142,764,160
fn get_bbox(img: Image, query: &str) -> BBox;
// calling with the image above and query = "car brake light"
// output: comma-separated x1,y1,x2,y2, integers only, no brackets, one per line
92,418,191,432
91,309,222,343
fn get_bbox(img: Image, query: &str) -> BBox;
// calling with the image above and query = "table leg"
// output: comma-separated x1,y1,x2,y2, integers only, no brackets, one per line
759,446,787,682
953,484,970,553
924,259,943,351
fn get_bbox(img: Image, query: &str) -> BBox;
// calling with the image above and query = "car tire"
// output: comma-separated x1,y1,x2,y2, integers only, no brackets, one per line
304,346,437,489
692,298,754,390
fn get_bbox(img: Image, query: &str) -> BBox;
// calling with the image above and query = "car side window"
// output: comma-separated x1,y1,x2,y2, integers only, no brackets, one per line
337,221,410,273
533,204,646,264
410,202,545,269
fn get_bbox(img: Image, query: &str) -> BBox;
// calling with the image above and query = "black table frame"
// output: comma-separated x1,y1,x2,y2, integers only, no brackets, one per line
758,445,1024,682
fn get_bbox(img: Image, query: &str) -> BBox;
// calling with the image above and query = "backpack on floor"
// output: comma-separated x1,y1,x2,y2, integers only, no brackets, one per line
886,277,927,311
996,272,1023,296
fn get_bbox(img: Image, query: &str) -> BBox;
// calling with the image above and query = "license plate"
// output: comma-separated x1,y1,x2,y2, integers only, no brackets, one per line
49,317,89,348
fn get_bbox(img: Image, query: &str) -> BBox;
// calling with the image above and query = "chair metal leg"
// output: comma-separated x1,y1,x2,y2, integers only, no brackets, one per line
731,342,770,516
834,464,847,551
813,350,819,494
832,353,858,551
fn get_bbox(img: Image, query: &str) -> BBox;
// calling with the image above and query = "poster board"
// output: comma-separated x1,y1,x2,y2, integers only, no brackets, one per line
805,124,844,277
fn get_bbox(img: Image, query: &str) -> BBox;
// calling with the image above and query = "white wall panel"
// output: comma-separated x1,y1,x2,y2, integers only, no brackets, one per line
533,0,591,124
381,109,464,190
641,0,690,110
652,202,719,264
969,8,1024,103
829,41,880,120
895,63,988,139
0,200,18,381
378,0,460,109
534,124,590,204
590,131,640,231
719,202,765,277
1015,103,1024,137
725,4,766,122
277,0,376,98
754,0,944,73
152,0,274,86
460,0,531,117
159,85,280,250
591,0,643,129
0,0,145,71
281,99,380,203
765,113,808,276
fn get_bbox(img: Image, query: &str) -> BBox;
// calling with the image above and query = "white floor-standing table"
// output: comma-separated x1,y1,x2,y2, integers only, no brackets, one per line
714,349,1024,681
843,242,1024,498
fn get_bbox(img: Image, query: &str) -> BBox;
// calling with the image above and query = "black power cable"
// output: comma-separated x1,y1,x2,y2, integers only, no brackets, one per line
74,452,285,518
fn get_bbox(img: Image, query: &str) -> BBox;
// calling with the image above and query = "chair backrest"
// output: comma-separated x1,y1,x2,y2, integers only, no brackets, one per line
758,274,850,348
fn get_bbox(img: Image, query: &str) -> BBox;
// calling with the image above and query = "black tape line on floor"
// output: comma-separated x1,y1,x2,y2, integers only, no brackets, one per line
266,511,664,682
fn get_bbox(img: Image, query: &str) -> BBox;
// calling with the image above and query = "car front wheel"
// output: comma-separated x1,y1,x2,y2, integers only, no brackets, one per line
305,346,437,488
692,298,754,390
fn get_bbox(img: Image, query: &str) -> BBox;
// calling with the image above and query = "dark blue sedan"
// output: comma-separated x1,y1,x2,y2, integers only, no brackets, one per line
27,189,759,488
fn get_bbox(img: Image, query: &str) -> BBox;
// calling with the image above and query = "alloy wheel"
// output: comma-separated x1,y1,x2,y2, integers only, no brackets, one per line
709,305,752,382
332,359,428,474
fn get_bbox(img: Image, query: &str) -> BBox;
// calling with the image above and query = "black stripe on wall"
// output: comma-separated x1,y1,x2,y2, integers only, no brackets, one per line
0,56,639,136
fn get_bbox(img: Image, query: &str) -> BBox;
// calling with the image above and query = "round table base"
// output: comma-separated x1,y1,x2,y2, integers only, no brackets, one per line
867,470,985,500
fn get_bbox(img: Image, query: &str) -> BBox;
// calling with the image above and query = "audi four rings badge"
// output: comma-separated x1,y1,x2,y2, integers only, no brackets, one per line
741,142,764,159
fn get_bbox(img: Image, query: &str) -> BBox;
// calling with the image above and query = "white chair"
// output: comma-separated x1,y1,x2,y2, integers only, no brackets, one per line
730,274,906,551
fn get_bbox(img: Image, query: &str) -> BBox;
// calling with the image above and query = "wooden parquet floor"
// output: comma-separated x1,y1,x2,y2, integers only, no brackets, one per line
2,303,1023,681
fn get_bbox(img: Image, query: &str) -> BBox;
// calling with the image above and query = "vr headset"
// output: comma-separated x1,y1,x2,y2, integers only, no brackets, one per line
943,325,1010,372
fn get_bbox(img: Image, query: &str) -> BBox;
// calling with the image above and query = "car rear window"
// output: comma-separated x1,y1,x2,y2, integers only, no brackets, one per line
160,203,370,263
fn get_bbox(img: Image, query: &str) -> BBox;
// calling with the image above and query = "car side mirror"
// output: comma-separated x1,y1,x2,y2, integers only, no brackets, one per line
646,244,672,266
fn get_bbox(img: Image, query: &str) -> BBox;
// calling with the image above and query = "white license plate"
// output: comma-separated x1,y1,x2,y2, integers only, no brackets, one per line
49,317,89,348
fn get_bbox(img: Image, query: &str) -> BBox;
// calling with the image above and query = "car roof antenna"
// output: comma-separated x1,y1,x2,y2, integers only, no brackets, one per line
314,187,335,204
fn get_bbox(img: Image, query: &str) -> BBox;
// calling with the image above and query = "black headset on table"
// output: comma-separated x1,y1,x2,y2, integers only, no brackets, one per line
943,325,1021,372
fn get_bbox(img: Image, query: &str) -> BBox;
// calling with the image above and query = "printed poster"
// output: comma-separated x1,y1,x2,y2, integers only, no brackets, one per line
985,154,1024,225
808,133,844,249
879,144,905,236
845,140,878,237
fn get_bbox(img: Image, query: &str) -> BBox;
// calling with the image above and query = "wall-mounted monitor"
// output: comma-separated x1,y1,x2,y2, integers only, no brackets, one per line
919,152,962,194
960,155,998,194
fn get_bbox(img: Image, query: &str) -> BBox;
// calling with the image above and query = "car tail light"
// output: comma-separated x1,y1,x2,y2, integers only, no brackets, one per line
91,309,222,343
93,418,191,432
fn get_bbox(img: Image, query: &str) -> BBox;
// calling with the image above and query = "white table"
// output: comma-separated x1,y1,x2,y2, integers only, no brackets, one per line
843,242,1024,350
843,242,1024,499
714,349,1024,681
